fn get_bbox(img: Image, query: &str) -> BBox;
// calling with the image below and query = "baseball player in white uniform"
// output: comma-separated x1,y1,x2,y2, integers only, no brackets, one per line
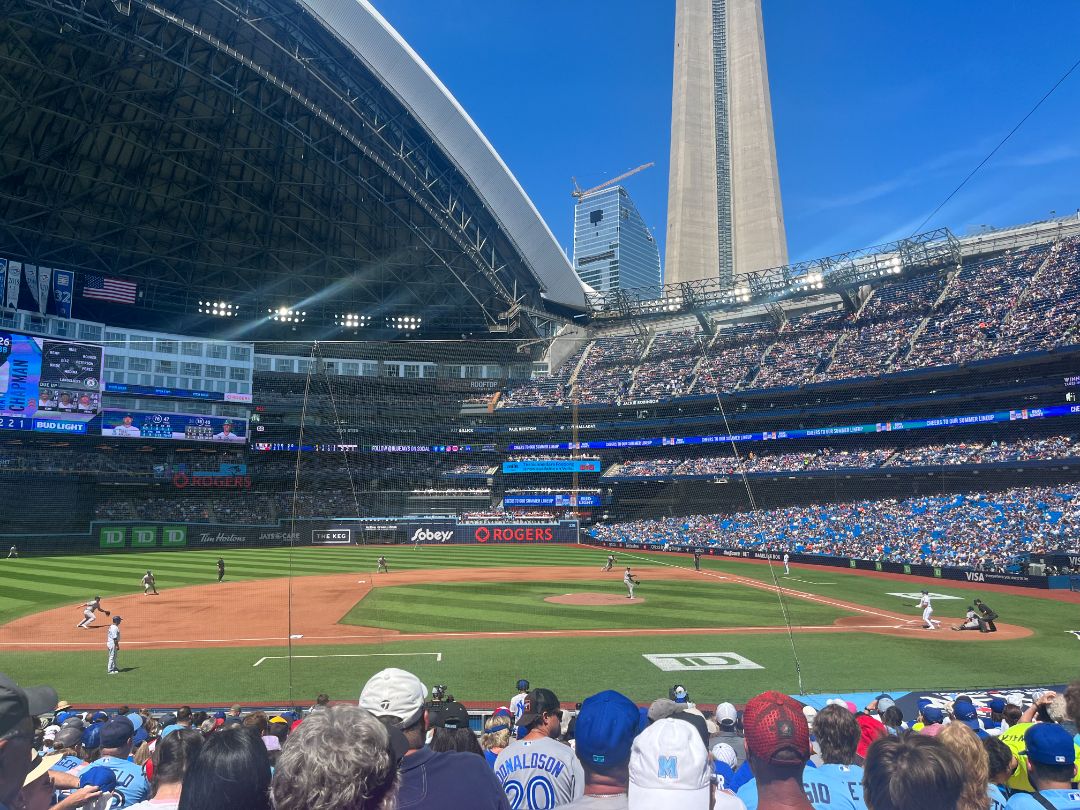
918,591,940,630
783,552,790,575
7,545,16,558
376,555,388,573
624,567,639,600
77,596,109,629
106,616,122,673
601,554,615,572
142,570,158,595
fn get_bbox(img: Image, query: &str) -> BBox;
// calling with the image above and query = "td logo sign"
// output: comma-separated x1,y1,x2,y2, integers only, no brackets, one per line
131,527,157,548
99,527,126,549
162,526,188,547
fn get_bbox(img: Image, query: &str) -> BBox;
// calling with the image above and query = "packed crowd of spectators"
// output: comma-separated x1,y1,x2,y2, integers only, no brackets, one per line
4,668,1080,810
997,238,1080,355
593,482,1079,571
824,272,949,381
630,331,705,400
495,237,1080,409
692,321,777,395
607,436,1080,479
753,311,847,390
902,246,1051,369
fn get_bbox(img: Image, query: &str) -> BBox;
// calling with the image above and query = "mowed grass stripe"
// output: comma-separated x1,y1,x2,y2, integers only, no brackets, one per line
341,580,852,633
0,544,654,625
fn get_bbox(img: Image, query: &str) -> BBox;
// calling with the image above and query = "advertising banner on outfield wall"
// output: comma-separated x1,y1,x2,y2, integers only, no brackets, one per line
593,541,1062,589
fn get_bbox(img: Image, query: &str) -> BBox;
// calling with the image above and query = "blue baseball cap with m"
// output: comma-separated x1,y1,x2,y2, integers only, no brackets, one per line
1023,723,1076,766
574,690,639,772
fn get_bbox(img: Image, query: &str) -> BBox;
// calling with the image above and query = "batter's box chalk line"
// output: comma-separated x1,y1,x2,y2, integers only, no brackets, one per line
252,651,443,667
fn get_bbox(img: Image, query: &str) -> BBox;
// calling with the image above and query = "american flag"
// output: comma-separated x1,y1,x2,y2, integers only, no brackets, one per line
82,274,137,304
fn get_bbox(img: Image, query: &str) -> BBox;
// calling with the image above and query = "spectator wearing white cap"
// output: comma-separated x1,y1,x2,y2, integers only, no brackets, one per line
359,667,508,810
629,715,744,809
494,687,583,807
710,703,746,768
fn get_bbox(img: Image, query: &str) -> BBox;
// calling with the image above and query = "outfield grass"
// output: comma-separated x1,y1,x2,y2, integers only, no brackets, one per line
340,579,850,632
0,544,1076,704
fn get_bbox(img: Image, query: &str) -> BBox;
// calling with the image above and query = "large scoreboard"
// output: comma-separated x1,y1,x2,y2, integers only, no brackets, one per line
0,331,102,433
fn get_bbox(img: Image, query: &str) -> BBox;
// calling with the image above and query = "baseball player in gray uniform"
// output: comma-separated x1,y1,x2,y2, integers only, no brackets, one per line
624,567,640,600
601,554,615,572
141,570,158,595
77,596,109,628
106,616,122,674
377,555,388,573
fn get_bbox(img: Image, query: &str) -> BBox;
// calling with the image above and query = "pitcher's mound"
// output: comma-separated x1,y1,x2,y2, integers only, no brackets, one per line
545,593,644,606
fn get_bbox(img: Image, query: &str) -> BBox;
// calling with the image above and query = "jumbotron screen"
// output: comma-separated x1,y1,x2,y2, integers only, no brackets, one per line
0,330,102,421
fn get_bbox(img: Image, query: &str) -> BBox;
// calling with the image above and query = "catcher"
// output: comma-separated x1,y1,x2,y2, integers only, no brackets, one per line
624,567,640,600
76,596,110,629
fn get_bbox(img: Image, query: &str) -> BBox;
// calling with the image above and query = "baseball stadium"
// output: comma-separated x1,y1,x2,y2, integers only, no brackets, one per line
0,1,1078,808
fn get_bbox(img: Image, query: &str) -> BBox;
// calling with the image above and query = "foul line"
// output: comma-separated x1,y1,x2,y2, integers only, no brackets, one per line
579,542,911,624
253,651,442,667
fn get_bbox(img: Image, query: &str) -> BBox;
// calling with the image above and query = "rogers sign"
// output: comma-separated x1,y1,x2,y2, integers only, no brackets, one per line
474,526,554,543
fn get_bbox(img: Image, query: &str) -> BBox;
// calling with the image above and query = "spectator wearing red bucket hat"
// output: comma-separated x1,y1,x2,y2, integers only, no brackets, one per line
738,691,813,810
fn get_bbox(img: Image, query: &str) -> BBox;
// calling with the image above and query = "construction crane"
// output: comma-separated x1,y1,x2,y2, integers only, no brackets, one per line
571,162,654,201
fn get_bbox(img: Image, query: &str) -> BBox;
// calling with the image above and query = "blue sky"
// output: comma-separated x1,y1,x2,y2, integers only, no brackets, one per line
377,1,1080,274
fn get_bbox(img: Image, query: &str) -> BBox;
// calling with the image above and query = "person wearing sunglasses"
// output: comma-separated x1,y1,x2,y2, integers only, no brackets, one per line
493,688,584,808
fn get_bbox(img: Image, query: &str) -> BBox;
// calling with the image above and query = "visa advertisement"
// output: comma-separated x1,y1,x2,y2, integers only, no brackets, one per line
101,409,248,443
0,331,102,421
502,459,602,474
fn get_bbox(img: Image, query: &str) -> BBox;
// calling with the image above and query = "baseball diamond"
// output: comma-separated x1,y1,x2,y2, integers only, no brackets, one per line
0,543,1071,705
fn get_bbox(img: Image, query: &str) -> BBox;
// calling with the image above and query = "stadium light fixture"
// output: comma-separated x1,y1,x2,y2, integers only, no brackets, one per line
335,314,371,329
268,306,305,324
198,301,238,317
386,315,422,331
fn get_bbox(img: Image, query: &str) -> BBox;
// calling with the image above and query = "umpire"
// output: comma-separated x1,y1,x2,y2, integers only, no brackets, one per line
973,598,999,633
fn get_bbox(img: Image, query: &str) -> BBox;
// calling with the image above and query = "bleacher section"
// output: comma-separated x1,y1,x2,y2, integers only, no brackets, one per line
497,236,1080,409
592,482,1080,572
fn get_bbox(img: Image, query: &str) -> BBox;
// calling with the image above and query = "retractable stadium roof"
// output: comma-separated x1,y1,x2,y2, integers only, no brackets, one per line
0,0,586,338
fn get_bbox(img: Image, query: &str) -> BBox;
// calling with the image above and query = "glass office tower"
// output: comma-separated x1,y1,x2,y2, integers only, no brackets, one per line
572,186,662,293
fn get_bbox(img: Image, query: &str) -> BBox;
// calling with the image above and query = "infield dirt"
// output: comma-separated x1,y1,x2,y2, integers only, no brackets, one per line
0,563,1030,651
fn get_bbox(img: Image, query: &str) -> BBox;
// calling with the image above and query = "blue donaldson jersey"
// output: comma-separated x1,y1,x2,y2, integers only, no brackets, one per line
804,764,866,810
493,737,584,809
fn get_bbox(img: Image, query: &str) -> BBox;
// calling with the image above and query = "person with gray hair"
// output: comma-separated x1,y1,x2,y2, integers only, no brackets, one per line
270,705,398,810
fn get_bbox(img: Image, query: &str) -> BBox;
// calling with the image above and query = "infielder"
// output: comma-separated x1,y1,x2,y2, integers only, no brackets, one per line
783,552,790,575
377,555,388,573
141,570,158,595
601,554,615,572
918,590,940,630
77,596,109,629
106,615,122,674
217,558,225,582
623,567,640,600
